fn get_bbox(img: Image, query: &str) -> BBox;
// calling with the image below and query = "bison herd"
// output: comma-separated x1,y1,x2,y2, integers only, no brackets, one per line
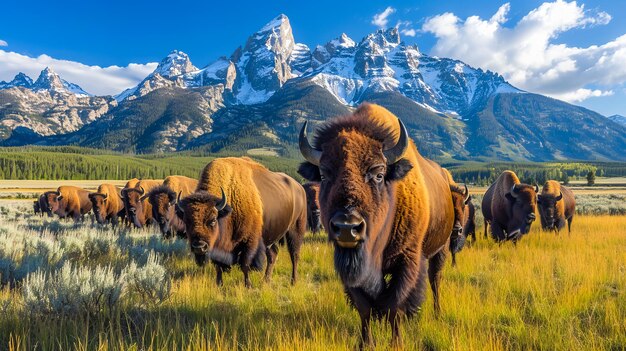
30,103,576,349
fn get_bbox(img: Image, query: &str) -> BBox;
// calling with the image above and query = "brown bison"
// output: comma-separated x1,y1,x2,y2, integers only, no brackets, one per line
51,186,93,222
88,183,125,226
121,179,162,228
482,170,538,242
303,182,322,234
121,178,140,226
41,191,58,217
538,180,575,234
175,157,306,287
448,182,474,266
298,103,454,348
148,175,198,238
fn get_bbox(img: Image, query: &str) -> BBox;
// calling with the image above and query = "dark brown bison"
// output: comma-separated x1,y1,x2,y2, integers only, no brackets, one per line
51,186,93,222
298,103,454,348
538,180,575,234
88,183,125,226
121,179,162,228
303,182,322,234
175,157,306,287
482,170,538,242
121,178,140,226
148,175,198,238
41,191,58,217
33,200,41,216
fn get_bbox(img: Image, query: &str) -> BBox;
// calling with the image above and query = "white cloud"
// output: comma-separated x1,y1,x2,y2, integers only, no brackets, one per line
0,40,7,47
422,1,626,103
0,50,157,96
401,28,417,37
372,7,396,29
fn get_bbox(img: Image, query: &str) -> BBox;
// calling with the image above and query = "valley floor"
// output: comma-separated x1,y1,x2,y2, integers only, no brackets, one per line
0,201,625,350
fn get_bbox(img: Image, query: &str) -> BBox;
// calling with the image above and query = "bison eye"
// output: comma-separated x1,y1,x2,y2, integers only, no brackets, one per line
374,172,384,183
208,219,217,227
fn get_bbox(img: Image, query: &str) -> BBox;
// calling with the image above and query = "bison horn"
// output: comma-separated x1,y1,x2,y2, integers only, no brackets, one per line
138,186,145,196
103,193,108,199
463,183,470,202
176,191,182,205
55,191,61,196
534,183,539,193
510,184,519,198
120,188,127,199
299,121,322,166
383,118,409,165
216,188,227,211
556,191,563,201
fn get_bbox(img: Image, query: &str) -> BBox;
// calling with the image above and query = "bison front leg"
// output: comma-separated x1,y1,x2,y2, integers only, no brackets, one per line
286,227,304,285
264,244,279,282
428,249,447,316
347,287,375,350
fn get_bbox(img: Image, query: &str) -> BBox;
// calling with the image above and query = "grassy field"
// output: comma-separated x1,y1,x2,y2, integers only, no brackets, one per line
0,200,625,350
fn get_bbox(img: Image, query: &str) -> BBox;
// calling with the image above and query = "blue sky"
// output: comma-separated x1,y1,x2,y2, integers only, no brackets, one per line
1,0,625,115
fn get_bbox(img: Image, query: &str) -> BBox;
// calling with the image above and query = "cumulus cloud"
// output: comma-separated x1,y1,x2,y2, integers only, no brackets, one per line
0,50,157,96
0,40,7,47
372,7,396,29
401,28,417,37
421,1,626,103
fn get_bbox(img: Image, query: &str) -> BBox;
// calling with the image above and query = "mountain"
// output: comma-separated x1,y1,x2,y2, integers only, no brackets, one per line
2,14,626,161
608,114,626,127
0,68,113,139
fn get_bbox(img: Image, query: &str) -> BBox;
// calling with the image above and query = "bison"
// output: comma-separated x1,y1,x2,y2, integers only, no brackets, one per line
538,180,575,234
147,175,198,238
121,179,162,228
448,183,474,266
51,186,93,222
89,183,125,226
33,200,41,216
298,103,454,348
175,157,306,287
303,182,322,234
482,170,538,242
121,178,140,226
40,191,57,217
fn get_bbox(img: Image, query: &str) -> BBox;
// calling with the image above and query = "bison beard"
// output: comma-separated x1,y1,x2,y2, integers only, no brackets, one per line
334,245,383,297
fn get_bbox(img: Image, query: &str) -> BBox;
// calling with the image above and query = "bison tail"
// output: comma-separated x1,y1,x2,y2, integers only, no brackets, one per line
251,241,266,272
403,255,428,318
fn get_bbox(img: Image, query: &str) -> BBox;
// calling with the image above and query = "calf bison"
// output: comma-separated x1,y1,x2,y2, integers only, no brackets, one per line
148,175,198,238
175,157,306,287
52,186,93,222
121,179,162,228
538,180,575,234
482,170,538,242
298,103,454,348
33,200,41,216
89,183,125,226
303,182,322,234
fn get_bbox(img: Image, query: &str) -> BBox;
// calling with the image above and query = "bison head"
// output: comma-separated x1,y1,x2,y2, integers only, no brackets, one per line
148,185,177,238
88,193,110,224
504,184,539,239
537,191,563,230
121,186,148,228
304,183,322,234
298,114,413,293
33,200,40,214
450,184,470,237
174,189,232,266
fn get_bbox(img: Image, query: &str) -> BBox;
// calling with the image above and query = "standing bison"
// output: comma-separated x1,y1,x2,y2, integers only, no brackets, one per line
89,183,125,226
538,180,575,234
41,191,57,217
33,200,41,216
175,157,306,287
448,182,474,266
148,175,198,238
298,103,454,348
482,170,538,242
51,186,93,222
303,182,322,234
121,179,162,228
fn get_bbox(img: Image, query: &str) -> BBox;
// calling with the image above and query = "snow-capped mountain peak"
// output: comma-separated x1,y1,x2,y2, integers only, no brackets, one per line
0,72,34,89
0,67,91,96
153,50,198,78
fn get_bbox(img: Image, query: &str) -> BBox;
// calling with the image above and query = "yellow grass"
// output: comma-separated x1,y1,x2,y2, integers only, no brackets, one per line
1,214,625,350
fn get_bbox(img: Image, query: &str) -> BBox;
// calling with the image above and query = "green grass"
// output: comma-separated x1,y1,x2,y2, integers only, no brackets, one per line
0,202,625,350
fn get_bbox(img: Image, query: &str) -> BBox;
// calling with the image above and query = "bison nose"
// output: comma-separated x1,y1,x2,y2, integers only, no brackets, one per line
191,240,209,253
527,213,536,223
329,212,366,249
